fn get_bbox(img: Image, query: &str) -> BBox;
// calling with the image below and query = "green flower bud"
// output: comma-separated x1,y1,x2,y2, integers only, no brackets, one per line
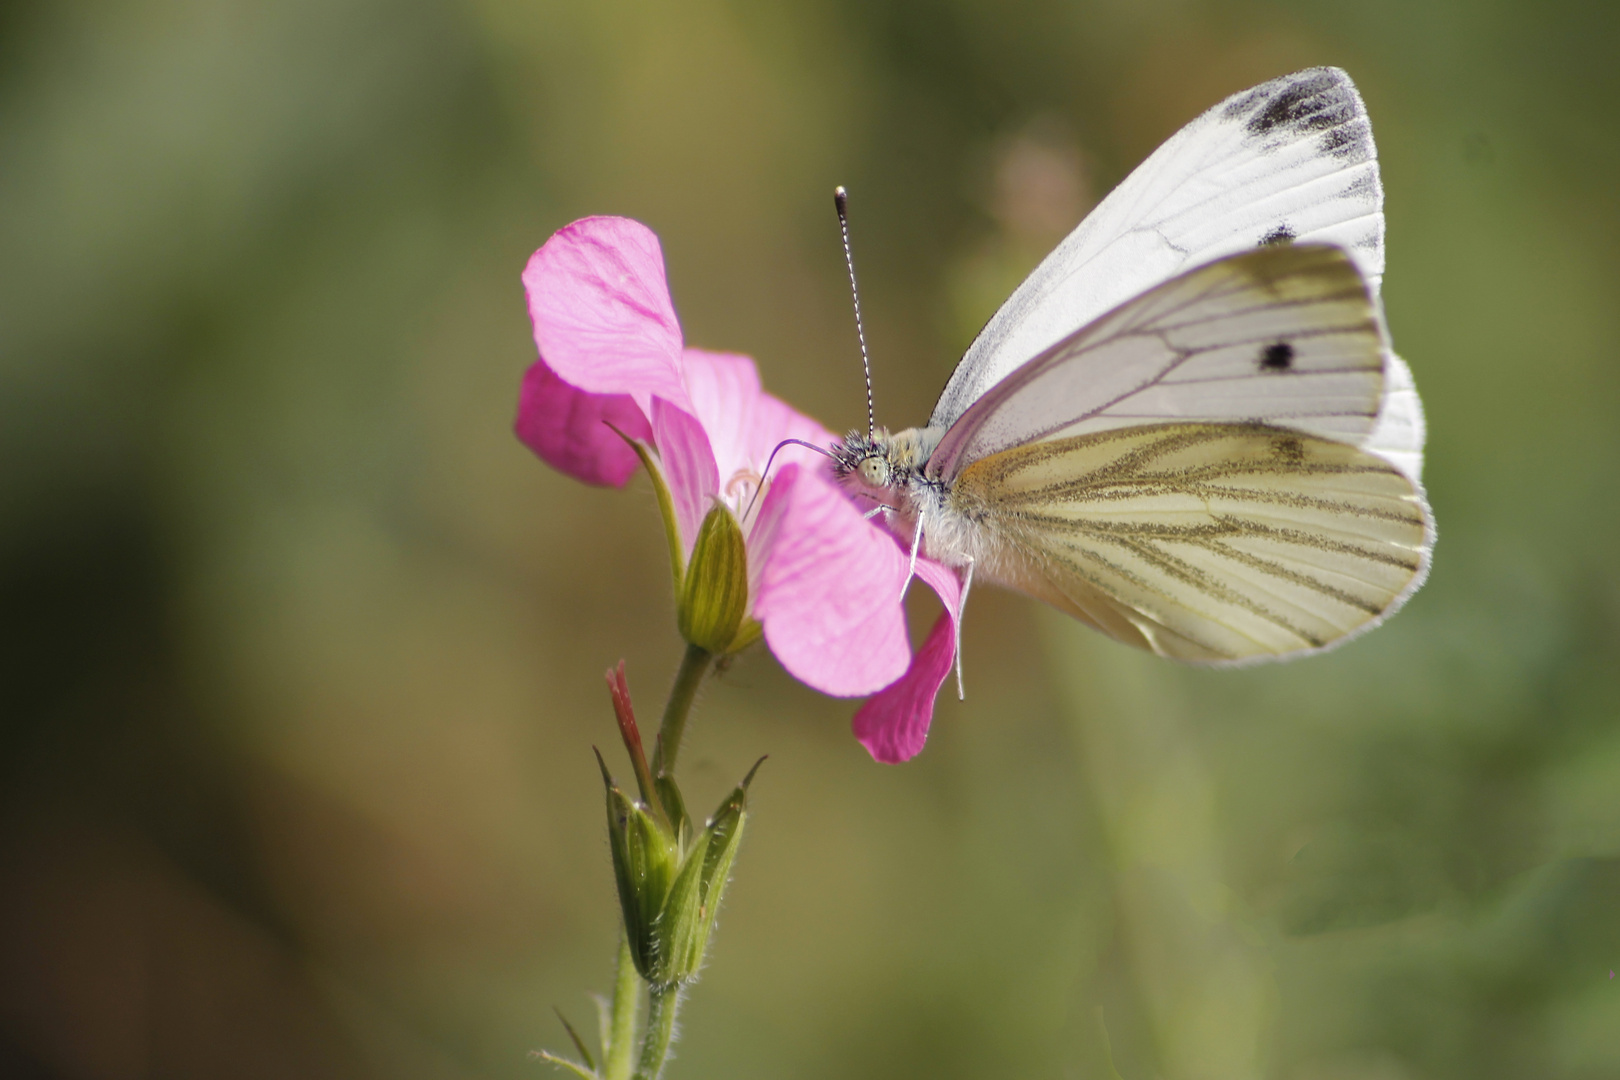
677,505,750,655
617,433,758,658
599,755,763,989
599,752,680,981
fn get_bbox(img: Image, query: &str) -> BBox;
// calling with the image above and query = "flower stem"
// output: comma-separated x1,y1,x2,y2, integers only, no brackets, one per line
651,643,711,776
633,986,683,1080
603,935,640,1080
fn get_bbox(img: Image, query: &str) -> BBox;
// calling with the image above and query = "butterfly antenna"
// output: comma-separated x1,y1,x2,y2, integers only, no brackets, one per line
740,438,835,522
834,186,876,439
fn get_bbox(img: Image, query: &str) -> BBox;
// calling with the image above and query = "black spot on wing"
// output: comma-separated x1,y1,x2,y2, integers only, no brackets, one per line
1260,342,1295,371
1260,224,1296,246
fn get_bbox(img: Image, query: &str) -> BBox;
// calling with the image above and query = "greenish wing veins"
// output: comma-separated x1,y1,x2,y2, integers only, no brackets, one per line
951,422,1430,662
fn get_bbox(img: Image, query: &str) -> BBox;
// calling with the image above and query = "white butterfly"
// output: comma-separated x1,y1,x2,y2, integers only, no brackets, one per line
832,67,1433,669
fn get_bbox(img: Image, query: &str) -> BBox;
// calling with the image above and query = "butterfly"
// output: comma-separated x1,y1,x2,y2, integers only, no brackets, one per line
831,67,1433,668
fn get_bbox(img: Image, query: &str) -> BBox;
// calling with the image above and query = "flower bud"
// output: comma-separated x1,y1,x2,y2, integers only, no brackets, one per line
599,756,762,989
598,751,679,979
677,505,750,655
618,434,760,657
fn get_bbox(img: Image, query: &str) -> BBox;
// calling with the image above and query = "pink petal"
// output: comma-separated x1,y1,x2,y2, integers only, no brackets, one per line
649,397,720,556
849,554,963,764
523,217,690,414
679,350,763,480
681,349,833,478
851,612,957,764
514,360,653,488
912,554,964,616
750,464,912,697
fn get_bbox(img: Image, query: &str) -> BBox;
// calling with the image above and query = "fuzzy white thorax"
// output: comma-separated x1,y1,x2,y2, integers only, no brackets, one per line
832,424,999,571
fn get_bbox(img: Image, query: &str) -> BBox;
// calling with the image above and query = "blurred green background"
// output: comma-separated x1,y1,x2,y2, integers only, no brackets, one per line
2,0,1617,1077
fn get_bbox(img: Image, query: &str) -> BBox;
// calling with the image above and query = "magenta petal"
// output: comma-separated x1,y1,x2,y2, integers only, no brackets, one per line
911,553,963,616
742,387,836,461
650,398,720,555
750,464,912,696
679,350,763,478
851,612,957,764
680,349,833,478
523,217,690,412
849,553,963,765
514,360,652,487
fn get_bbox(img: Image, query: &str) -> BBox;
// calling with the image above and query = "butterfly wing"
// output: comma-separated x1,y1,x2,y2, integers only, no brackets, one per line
928,243,1392,482
1364,352,1426,482
931,67,1385,431
951,422,1431,662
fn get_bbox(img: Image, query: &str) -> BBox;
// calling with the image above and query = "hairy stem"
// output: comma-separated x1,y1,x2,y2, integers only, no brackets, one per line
651,644,711,776
633,986,682,1080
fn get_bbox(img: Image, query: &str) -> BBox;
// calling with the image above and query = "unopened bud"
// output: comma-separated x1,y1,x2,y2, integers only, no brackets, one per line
599,755,763,989
616,432,762,658
677,505,750,654
598,751,679,979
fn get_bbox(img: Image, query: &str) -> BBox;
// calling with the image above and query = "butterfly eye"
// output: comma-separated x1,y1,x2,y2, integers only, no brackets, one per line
858,457,889,487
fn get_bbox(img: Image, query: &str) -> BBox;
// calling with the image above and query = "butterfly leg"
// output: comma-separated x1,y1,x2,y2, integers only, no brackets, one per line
953,557,974,701
898,513,925,602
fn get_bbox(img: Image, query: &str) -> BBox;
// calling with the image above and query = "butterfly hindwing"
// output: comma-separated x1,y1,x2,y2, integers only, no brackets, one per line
931,67,1384,430
950,422,1431,662
928,244,1388,481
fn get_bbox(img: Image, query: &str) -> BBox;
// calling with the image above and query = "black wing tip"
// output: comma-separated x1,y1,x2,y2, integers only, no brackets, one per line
1221,67,1357,114
1218,67,1372,162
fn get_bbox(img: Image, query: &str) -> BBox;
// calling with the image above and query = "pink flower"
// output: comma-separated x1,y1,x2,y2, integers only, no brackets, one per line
516,216,962,763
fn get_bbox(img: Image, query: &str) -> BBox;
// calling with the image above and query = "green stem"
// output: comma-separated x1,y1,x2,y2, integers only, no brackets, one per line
633,986,682,1080
651,643,711,776
603,936,639,1080
608,640,709,1079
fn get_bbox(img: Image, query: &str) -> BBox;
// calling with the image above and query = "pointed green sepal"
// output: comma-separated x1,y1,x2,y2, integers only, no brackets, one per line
554,1008,597,1075
598,749,679,981
651,830,714,987
654,772,694,852
694,757,761,949
640,758,763,989
611,425,686,593
676,504,750,654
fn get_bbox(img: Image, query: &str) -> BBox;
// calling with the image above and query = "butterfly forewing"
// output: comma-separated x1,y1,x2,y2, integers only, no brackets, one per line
932,67,1384,429
952,422,1430,662
928,244,1387,481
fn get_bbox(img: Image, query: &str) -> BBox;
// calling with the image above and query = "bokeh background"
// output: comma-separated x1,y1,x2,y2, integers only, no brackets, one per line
2,0,1617,1077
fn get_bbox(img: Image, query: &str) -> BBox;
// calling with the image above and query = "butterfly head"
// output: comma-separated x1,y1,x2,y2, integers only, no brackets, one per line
831,427,932,499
